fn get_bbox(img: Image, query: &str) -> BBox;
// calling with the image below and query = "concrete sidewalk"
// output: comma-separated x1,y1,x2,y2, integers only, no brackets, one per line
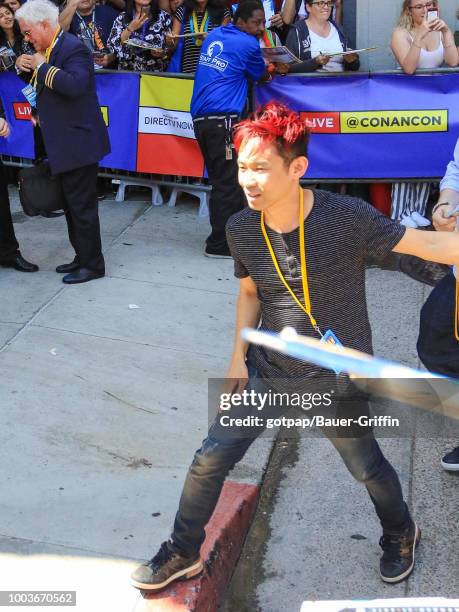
0,188,272,611
1,188,457,612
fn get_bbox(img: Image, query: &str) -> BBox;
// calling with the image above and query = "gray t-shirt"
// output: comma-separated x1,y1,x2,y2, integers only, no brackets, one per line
226,189,406,385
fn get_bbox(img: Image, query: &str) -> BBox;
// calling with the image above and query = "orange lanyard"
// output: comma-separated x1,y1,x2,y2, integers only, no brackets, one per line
30,26,60,89
260,188,322,336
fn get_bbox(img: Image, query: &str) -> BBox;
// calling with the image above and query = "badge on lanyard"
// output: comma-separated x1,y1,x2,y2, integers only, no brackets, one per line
21,84,37,108
320,329,343,374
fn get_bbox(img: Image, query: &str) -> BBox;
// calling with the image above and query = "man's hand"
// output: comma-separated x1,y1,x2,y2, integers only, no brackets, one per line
433,203,458,232
29,53,46,70
0,118,10,138
15,54,35,72
94,53,115,68
223,359,249,396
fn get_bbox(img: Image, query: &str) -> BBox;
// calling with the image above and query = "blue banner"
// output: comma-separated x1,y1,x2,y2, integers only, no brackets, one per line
0,71,139,171
255,73,459,179
0,71,34,159
94,72,139,171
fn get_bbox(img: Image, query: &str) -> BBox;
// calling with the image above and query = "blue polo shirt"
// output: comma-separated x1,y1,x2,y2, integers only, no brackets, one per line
190,24,265,118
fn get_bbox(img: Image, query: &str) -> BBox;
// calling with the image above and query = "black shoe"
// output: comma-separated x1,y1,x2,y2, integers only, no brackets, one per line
379,521,421,583
441,446,459,471
130,541,203,591
56,260,79,273
0,254,39,272
204,245,232,259
62,268,104,284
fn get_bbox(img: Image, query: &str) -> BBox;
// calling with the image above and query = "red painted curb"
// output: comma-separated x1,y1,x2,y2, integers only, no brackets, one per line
134,480,259,612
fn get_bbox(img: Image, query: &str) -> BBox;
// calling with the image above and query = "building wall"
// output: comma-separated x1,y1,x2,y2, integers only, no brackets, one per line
344,0,459,71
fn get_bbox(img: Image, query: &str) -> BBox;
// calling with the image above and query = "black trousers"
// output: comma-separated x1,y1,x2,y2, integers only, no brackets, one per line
193,116,245,252
0,161,19,260
417,272,459,377
59,163,104,272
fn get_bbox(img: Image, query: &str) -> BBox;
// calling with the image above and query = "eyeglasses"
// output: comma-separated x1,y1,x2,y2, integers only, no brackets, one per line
309,1,335,8
409,2,434,10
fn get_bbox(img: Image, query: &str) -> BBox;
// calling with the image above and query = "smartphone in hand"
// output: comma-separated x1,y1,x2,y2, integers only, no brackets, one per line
427,9,438,22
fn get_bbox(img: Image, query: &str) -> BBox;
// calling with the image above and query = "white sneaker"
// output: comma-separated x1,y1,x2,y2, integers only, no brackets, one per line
400,215,418,228
410,211,431,227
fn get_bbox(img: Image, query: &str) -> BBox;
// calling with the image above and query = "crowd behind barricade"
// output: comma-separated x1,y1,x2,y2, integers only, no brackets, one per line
1,0,459,219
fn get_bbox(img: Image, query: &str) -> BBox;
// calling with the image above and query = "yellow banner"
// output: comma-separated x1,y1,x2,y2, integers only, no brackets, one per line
139,75,193,112
340,110,448,134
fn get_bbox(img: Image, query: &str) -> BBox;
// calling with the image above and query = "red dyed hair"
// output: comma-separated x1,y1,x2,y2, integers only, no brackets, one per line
233,101,310,165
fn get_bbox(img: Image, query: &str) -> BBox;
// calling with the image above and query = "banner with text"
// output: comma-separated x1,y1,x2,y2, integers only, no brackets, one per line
2,72,459,179
0,71,139,171
254,73,459,179
137,74,204,177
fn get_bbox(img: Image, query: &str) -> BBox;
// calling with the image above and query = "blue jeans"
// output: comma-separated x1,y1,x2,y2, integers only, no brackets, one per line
170,365,410,557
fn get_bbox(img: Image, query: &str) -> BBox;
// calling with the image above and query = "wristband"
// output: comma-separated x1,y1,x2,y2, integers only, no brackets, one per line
126,25,133,33
432,201,449,215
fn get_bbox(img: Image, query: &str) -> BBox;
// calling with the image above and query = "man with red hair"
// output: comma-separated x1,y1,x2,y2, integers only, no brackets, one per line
131,102,459,592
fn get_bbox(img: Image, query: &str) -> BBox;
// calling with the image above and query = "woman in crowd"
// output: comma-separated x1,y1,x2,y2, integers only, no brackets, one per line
390,0,458,227
166,0,230,73
108,0,172,71
285,0,358,73
0,2,32,71
3,0,20,13
281,0,342,26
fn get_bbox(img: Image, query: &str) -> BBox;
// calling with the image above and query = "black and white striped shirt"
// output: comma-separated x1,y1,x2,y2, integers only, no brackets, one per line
226,189,406,386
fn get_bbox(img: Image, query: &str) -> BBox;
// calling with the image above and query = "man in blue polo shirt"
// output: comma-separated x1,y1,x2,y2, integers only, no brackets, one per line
191,1,268,258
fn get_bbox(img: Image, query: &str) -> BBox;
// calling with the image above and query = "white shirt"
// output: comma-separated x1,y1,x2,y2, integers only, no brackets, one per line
309,23,344,72
409,32,444,69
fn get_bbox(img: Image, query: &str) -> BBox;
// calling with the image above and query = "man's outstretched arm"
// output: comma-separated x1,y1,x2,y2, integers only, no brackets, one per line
393,228,459,267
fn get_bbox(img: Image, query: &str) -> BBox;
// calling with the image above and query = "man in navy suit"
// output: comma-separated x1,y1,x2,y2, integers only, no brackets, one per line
16,0,110,284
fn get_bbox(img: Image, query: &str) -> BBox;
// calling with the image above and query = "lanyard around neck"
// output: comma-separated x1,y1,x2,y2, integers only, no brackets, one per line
30,26,60,88
77,11,95,45
190,10,209,46
262,30,275,48
45,26,61,63
260,188,322,336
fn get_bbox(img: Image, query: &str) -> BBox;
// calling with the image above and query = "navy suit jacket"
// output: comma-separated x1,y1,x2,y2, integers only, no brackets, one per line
36,31,110,175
